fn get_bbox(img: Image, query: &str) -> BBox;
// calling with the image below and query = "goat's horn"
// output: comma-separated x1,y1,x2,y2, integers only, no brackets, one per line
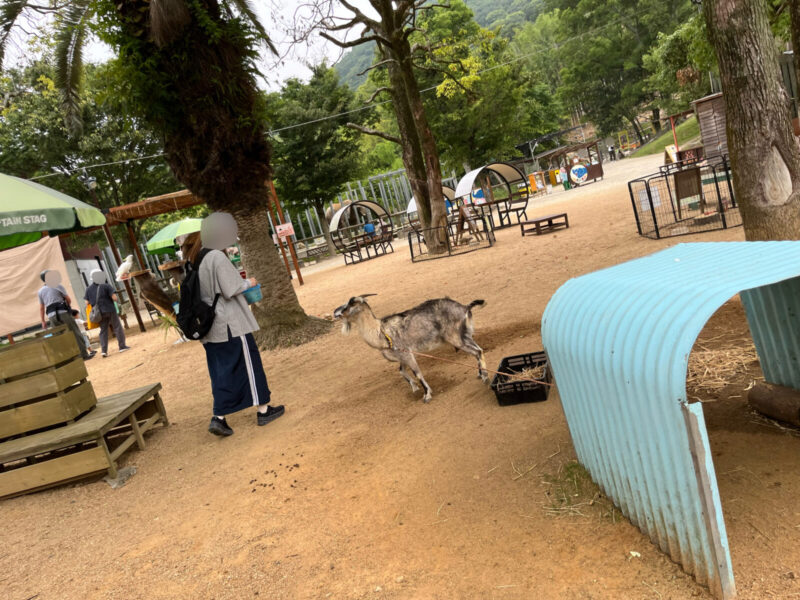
358,293,377,299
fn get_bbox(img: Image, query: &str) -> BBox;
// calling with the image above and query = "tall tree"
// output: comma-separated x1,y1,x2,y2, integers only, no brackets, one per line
0,58,181,249
703,0,800,240
269,64,365,256
307,0,449,253
547,0,695,141
413,0,560,172
0,0,327,348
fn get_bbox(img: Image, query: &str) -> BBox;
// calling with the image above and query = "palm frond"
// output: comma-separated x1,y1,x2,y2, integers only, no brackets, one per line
54,0,91,136
0,0,28,69
150,0,191,48
225,0,277,55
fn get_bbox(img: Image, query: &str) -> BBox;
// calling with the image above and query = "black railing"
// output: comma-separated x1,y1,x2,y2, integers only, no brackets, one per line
408,215,494,262
628,155,741,240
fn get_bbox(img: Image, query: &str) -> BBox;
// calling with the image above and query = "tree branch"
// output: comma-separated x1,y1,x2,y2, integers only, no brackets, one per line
356,58,396,77
366,86,392,103
320,31,381,49
346,122,401,144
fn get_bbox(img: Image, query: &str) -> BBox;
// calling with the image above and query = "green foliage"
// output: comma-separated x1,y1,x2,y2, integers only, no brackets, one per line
630,115,700,157
541,0,696,137
412,0,560,171
268,64,365,214
0,58,178,211
642,14,715,114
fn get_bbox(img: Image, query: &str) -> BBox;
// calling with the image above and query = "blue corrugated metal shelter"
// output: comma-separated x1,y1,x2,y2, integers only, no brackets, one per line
542,241,800,599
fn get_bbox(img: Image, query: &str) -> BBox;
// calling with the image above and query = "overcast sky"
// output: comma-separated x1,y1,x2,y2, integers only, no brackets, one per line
5,0,376,90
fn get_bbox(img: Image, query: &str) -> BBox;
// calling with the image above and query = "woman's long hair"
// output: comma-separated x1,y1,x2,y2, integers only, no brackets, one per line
180,232,202,265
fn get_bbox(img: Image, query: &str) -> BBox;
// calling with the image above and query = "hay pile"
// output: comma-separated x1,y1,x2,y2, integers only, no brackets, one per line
507,365,547,383
686,338,760,401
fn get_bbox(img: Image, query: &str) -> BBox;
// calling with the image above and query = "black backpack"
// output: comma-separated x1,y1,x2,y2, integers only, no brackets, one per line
177,249,220,340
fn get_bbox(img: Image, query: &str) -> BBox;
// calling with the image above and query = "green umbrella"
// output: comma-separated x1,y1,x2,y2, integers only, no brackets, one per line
146,218,203,254
0,173,106,240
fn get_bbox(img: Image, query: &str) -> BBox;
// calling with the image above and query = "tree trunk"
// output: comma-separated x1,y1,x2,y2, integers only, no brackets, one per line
315,202,336,257
396,39,447,232
651,108,661,133
627,116,646,145
215,188,330,348
110,0,328,348
383,53,447,254
704,0,800,240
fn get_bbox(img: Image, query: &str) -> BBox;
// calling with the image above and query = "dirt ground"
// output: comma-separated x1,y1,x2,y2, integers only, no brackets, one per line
3,154,800,600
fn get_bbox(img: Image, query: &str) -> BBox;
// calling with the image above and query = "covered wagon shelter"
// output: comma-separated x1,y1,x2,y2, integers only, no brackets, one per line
454,162,530,228
329,200,395,265
541,241,800,599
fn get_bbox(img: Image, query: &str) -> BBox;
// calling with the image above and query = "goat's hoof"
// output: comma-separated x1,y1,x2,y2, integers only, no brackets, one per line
422,395,432,403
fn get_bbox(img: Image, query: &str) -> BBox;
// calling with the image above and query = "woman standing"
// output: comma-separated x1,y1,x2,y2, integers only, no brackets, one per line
186,213,284,437
84,269,130,358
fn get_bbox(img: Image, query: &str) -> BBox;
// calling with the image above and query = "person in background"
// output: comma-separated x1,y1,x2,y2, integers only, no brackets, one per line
560,166,571,191
363,221,376,239
38,270,95,359
72,311,93,353
84,269,130,358
192,212,285,437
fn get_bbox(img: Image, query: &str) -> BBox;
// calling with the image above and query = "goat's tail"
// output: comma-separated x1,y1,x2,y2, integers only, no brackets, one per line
467,299,486,311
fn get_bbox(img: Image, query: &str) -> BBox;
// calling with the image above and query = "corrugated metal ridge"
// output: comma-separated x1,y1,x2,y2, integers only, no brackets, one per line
542,241,800,599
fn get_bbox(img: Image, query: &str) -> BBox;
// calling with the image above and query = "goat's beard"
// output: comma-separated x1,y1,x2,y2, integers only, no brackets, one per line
340,320,351,335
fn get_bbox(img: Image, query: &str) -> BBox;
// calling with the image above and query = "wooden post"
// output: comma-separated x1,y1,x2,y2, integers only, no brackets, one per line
125,222,147,271
266,200,293,280
102,223,146,333
671,115,680,153
268,180,304,286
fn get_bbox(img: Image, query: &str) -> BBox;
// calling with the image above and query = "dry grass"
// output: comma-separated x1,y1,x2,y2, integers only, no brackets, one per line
506,365,547,383
686,337,760,401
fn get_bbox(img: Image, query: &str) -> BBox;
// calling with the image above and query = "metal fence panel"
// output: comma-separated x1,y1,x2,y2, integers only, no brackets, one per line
629,156,741,239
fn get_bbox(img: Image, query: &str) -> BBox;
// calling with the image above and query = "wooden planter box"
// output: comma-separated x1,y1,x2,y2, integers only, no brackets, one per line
0,384,168,499
0,326,79,380
0,327,97,440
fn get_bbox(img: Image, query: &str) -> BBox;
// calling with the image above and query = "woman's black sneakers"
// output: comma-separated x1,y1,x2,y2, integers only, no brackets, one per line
257,405,285,426
208,416,234,436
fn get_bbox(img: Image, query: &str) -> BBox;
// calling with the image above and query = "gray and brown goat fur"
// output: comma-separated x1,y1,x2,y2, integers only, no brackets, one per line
333,295,488,402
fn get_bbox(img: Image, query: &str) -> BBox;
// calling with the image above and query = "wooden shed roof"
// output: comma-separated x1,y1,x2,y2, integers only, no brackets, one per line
105,189,203,226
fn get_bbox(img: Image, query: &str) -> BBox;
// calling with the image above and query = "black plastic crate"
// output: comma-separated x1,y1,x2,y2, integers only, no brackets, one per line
490,351,551,406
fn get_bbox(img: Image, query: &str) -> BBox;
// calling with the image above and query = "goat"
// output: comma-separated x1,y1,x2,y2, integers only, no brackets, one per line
333,295,488,403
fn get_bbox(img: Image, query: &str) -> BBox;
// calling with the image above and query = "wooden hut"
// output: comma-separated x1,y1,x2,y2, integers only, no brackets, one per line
692,93,728,159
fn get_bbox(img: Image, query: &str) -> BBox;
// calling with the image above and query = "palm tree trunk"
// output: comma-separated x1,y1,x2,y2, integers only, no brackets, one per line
222,188,330,347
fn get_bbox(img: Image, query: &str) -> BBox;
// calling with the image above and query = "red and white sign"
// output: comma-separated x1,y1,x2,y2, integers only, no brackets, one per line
275,222,295,238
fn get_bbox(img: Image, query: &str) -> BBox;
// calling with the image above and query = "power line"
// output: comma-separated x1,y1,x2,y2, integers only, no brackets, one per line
268,18,624,135
29,153,167,181
23,19,626,177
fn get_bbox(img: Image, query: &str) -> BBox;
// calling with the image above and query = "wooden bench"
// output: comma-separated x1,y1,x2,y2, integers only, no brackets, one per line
0,383,168,499
520,213,570,236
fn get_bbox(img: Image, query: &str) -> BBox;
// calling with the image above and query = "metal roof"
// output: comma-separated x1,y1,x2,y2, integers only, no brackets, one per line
454,162,526,199
542,241,800,599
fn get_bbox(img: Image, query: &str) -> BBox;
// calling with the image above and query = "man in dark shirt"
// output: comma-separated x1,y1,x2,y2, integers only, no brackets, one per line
84,269,130,358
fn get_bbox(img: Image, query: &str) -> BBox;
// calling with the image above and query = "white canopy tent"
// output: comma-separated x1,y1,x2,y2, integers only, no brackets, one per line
406,186,456,215
453,162,527,201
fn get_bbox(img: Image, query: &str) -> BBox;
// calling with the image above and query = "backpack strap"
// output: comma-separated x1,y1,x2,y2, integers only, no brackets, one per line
191,248,221,309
